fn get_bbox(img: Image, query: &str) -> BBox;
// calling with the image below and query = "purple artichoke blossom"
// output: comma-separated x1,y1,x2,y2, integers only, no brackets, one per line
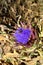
13,27,32,45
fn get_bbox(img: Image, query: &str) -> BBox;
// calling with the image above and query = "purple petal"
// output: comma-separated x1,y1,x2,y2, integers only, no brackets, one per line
13,28,31,44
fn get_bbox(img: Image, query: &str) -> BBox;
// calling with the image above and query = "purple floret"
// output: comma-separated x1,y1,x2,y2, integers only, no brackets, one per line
13,28,31,44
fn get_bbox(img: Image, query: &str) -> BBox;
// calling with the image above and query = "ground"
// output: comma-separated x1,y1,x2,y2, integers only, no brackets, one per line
0,0,43,65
